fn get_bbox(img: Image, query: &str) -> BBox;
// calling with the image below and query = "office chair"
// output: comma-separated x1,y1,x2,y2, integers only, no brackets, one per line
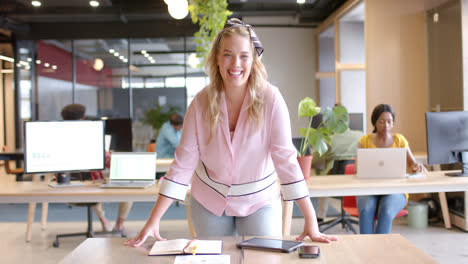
53,155,122,247
339,164,408,234
319,160,359,234
52,202,124,247
2,146,24,181
2,146,49,241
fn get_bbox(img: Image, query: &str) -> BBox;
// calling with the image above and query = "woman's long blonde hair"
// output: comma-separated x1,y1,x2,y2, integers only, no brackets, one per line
204,24,268,140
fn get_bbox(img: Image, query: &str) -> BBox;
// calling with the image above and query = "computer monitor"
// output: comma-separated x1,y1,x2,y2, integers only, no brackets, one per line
348,113,364,131
24,120,105,181
104,118,133,152
426,111,468,176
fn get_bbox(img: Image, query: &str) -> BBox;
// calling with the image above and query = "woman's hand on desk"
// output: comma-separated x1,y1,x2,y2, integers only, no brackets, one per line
411,163,428,174
296,225,338,244
124,220,166,247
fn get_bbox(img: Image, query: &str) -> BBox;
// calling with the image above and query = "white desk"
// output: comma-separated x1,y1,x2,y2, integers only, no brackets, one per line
59,235,436,264
282,170,468,235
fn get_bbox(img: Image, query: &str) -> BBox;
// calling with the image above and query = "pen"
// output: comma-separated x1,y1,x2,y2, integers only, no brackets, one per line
192,243,198,256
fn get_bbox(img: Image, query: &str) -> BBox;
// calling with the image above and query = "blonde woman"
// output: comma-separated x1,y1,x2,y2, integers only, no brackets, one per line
126,18,337,247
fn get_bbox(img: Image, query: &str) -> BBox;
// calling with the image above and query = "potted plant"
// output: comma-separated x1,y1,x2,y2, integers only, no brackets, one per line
141,103,180,140
297,97,349,182
188,0,232,66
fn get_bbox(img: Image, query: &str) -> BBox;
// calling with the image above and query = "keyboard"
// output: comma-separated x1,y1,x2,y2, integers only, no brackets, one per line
406,173,426,179
99,181,155,189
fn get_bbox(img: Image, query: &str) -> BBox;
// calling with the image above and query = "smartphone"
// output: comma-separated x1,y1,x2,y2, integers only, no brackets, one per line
298,245,320,258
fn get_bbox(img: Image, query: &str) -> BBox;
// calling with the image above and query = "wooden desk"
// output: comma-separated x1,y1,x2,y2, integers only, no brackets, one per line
59,235,436,264
282,170,468,235
0,179,159,204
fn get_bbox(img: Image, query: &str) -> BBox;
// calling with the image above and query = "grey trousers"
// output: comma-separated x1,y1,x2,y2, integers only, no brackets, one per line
189,195,282,237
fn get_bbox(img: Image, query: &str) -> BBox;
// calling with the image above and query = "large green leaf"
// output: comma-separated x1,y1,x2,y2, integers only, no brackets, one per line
308,129,329,156
299,127,313,138
298,97,321,118
322,106,349,134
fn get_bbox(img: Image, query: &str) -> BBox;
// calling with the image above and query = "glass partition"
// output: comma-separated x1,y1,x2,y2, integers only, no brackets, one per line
338,1,365,64
36,40,73,121
74,39,130,119
339,70,366,131
317,26,335,73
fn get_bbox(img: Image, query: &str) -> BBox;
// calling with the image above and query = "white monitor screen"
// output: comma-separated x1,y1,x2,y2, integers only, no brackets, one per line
24,120,105,174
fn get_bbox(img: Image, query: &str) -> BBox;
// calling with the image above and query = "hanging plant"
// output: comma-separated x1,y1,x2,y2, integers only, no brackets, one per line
188,0,232,67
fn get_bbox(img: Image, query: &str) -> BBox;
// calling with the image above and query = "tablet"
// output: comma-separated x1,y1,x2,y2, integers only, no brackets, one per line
236,238,304,253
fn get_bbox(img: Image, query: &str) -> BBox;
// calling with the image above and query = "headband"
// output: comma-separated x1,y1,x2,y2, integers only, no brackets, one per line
219,18,264,57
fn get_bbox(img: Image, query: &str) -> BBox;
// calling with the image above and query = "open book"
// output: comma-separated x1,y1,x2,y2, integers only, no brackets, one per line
148,239,223,256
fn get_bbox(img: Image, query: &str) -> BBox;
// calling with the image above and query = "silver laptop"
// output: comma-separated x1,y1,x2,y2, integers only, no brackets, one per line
100,152,157,189
357,148,406,179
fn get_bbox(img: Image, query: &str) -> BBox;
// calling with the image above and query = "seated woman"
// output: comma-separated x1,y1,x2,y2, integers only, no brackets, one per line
357,104,427,234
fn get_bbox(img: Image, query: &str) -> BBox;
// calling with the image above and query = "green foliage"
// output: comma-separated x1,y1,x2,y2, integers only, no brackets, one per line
298,97,349,157
188,0,232,67
141,103,180,139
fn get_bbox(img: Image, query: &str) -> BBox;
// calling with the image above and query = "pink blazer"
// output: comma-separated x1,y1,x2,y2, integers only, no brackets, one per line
159,83,309,217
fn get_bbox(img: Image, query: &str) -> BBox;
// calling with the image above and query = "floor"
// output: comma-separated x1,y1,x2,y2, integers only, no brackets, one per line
1,212,468,264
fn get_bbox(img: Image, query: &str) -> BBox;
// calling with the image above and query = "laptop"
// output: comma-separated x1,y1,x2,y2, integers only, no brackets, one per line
100,152,157,189
356,148,406,179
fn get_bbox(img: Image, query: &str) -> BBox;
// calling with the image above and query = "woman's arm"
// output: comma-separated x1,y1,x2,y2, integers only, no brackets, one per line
406,147,427,173
295,196,338,243
125,195,174,247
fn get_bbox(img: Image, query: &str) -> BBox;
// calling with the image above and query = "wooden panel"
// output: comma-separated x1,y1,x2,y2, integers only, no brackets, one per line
315,72,335,79
335,63,366,70
366,0,428,152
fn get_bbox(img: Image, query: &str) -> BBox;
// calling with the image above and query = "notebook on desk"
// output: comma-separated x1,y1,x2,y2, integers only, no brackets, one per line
99,152,156,189
357,148,406,179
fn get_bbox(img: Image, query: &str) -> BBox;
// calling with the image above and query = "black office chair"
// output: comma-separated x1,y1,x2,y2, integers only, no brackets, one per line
318,160,359,234
52,173,123,248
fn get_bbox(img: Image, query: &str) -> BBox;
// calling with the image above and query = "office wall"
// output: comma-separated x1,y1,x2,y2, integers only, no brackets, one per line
463,0,468,110
254,27,315,137
427,0,463,112
366,0,428,152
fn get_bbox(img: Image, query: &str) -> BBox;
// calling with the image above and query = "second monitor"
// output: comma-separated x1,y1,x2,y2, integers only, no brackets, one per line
104,118,133,152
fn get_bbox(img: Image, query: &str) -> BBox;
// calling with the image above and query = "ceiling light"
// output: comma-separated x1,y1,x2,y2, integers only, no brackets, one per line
119,55,124,59
109,49,115,53
168,0,188,20
0,55,14,62
31,1,41,7
44,63,50,67
123,59,128,63
35,60,41,64
141,50,147,54
51,65,57,70
144,53,149,57
26,58,32,62
93,58,104,71
297,0,306,4
89,1,99,7
114,52,119,56
188,53,200,68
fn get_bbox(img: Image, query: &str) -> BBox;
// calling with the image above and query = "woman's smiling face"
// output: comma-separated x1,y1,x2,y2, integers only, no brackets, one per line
216,34,253,91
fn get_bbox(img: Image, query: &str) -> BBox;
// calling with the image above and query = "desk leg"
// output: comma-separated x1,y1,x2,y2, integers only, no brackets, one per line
185,204,196,238
439,192,451,229
26,202,36,242
41,203,48,230
282,201,293,236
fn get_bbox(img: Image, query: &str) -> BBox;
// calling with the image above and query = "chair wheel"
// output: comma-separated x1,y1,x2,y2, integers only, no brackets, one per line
53,240,59,248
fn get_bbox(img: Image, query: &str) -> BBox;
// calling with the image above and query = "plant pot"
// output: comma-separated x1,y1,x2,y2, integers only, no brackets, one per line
297,155,313,184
